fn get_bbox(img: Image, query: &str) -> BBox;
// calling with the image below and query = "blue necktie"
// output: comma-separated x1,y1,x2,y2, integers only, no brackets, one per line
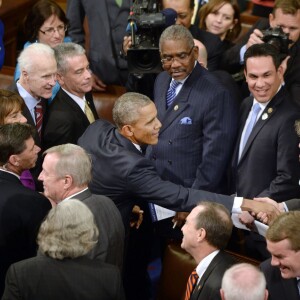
166,80,181,108
240,103,261,153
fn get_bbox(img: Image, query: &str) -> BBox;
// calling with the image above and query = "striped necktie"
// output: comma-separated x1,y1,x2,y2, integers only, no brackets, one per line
185,269,199,300
166,80,181,108
35,101,43,138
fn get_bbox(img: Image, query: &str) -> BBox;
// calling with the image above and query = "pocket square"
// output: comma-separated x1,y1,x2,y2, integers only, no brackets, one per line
179,117,192,125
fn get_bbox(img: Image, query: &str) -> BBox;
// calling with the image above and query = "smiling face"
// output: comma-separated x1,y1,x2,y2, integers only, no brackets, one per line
4,110,27,124
267,238,300,278
57,54,92,98
126,102,161,146
38,14,66,48
244,56,283,103
205,3,237,40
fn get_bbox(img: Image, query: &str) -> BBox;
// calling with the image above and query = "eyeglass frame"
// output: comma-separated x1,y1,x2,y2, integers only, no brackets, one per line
160,45,196,66
40,24,67,36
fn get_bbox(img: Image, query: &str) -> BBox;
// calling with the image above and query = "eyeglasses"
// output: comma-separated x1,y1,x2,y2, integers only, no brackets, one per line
161,46,195,66
40,24,67,36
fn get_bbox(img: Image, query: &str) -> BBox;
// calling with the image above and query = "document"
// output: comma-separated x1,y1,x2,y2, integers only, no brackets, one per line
149,203,176,222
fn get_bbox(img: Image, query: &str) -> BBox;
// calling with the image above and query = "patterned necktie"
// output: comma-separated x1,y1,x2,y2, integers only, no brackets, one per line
35,101,43,138
240,103,261,153
184,269,199,300
84,101,95,124
166,80,181,108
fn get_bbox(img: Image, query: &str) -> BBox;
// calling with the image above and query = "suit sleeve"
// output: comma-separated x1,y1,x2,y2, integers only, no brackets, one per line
285,199,300,211
2,265,22,300
192,89,238,192
66,0,86,46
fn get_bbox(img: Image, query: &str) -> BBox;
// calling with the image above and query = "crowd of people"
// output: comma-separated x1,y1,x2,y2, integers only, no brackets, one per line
0,0,299,299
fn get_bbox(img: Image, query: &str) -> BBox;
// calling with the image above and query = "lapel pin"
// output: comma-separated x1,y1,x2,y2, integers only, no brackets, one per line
262,113,268,120
267,108,273,114
174,105,179,111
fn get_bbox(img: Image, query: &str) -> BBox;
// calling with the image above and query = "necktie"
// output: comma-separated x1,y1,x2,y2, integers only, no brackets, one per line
166,80,181,108
184,269,199,300
85,101,95,124
20,170,36,191
240,103,261,153
35,101,43,138
297,278,300,296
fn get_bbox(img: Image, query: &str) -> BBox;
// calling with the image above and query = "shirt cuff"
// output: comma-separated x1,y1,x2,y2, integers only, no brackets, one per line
232,197,243,214
240,45,247,64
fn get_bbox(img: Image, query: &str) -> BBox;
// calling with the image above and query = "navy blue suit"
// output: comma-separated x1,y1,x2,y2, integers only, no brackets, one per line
149,63,238,193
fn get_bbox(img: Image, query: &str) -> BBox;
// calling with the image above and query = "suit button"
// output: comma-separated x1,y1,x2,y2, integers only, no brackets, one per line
168,160,172,165
168,140,172,145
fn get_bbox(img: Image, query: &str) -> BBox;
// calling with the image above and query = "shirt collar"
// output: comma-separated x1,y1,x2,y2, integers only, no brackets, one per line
196,250,220,280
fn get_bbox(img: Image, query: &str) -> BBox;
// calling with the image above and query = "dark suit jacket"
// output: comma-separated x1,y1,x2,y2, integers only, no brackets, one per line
220,18,300,106
2,255,125,300
0,171,51,297
149,63,238,193
260,258,300,300
43,88,98,149
190,251,236,300
78,119,234,228
231,87,300,200
70,189,124,270
285,199,300,211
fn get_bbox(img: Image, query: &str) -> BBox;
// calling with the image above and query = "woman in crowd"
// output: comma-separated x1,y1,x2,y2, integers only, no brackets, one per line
2,200,125,300
14,0,71,100
199,0,242,50
0,89,36,190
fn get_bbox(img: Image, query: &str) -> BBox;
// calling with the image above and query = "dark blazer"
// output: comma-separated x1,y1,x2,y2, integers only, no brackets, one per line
149,63,238,193
189,24,223,71
2,255,125,300
0,171,51,297
78,119,234,228
231,87,300,200
190,251,237,300
260,258,300,300
285,199,300,211
220,18,300,107
43,89,98,149
66,0,129,85
71,189,124,270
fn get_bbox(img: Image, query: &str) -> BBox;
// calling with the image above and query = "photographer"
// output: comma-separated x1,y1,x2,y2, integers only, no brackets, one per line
220,0,300,106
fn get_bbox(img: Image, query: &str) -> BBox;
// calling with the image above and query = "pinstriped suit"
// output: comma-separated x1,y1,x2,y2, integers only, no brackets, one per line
148,63,238,193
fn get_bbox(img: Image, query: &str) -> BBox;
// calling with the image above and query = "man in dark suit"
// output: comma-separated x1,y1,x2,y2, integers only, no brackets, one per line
37,143,124,271
181,202,236,300
0,123,52,297
260,211,300,300
220,0,300,105
231,43,300,260
66,0,129,89
43,43,98,150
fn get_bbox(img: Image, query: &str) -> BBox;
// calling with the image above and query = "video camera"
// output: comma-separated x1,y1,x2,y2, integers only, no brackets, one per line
126,0,177,74
261,26,292,60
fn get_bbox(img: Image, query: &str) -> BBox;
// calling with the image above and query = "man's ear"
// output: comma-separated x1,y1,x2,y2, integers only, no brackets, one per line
63,174,73,189
9,154,20,167
121,125,134,137
269,13,275,28
197,228,206,242
56,73,64,85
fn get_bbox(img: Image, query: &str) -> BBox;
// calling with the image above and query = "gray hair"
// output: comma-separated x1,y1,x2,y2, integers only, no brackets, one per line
221,263,267,300
159,25,194,51
54,42,86,74
44,144,92,186
113,92,152,129
18,43,55,73
38,199,99,259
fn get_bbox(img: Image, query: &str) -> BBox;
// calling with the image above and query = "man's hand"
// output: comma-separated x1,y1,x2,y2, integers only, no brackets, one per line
122,36,132,56
92,73,107,92
241,198,281,224
130,205,144,229
246,29,264,49
172,212,189,228
238,211,255,230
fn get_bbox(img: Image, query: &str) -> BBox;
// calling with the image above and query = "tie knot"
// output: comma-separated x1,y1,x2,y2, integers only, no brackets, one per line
170,80,180,90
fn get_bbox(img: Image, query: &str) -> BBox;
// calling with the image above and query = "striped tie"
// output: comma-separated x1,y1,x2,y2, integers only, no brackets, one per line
166,80,181,108
35,101,43,138
185,269,199,300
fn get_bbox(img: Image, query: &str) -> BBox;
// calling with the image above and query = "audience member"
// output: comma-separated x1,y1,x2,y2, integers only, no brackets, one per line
199,0,242,50
0,0,4,70
182,202,236,300
38,143,124,270
66,0,130,90
231,43,300,260
221,263,268,300
43,43,98,149
14,0,71,100
260,211,300,300
221,0,300,105
2,200,125,300
0,123,51,297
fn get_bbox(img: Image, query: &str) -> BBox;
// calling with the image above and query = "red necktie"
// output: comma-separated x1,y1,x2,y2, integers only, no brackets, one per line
35,101,43,138
184,269,199,300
